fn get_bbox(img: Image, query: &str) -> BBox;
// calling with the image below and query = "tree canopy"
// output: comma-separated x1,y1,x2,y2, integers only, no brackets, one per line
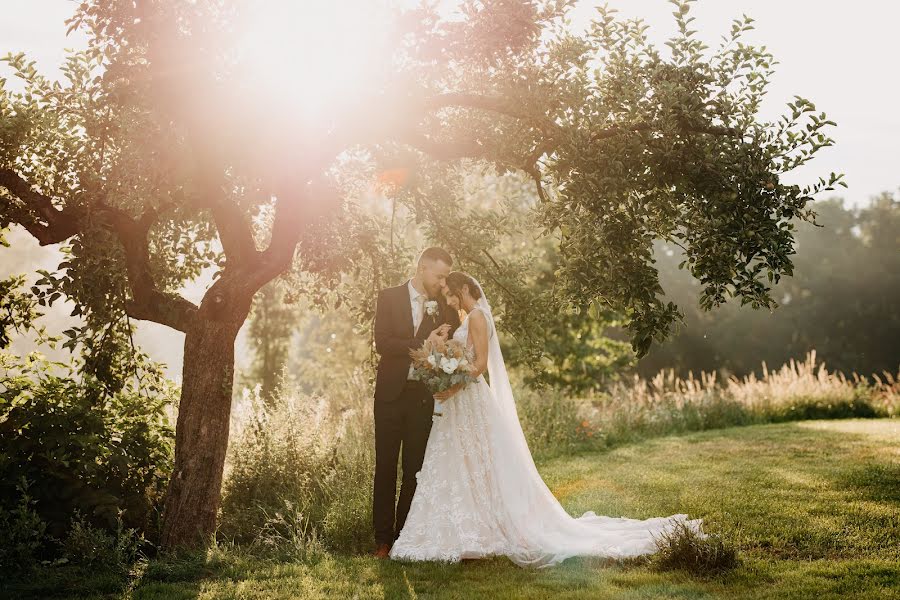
2,0,842,357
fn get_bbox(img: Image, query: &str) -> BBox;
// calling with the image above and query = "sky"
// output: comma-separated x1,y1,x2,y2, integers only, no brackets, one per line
2,0,898,379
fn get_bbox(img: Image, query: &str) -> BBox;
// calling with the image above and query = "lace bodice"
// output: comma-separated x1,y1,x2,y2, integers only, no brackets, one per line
452,313,471,345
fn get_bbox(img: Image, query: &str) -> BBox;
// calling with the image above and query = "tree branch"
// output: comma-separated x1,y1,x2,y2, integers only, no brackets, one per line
1,167,198,331
400,132,490,162
256,190,304,285
425,92,563,139
244,176,340,295
190,153,259,268
0,169,81,245
425,93,738,143
96,201,199,332
208,194,258,265
523,139,556,203
590,121,738,140
523,164,547,203
137,7,258,268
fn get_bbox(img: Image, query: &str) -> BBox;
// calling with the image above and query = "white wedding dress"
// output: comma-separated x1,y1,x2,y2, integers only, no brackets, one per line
390,285,704,568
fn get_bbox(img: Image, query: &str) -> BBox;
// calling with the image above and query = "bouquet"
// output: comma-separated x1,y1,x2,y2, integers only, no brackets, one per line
409,338,477,411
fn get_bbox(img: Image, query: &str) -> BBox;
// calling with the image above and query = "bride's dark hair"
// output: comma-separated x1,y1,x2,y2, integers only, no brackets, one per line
446,271,482,300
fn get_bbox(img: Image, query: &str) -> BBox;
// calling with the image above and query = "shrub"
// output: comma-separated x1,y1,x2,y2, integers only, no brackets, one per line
0,479,47,572
0,352,175,546
62,511,146,573
249,500,327,562
651,521,739,577
768,396,879,422
319,450,374,553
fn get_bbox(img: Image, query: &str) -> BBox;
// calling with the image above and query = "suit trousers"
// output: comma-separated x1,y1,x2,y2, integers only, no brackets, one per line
373,381,434,545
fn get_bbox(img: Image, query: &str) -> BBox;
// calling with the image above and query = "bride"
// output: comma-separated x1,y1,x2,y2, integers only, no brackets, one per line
390,271,704,567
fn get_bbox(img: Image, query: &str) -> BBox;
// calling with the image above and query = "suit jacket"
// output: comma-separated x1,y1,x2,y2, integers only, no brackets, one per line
373,281,459,403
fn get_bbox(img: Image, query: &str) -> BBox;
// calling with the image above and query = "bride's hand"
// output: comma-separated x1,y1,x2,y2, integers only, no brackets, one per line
434,384,461,402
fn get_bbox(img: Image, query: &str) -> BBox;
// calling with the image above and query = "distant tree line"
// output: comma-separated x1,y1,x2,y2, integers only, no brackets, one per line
639,193,899,380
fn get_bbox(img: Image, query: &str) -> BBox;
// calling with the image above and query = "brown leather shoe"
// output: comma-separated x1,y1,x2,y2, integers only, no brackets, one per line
374,543,392,559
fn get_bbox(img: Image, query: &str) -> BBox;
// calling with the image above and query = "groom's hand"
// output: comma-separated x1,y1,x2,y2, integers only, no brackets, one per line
428,324,451,344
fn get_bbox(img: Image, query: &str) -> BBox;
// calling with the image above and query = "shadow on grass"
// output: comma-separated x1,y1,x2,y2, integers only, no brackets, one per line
0,550,237,600
0,565,131,600
838,462,900,503
0,552,256,600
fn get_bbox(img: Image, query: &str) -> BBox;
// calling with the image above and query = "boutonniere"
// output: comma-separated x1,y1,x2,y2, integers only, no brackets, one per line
424,300,439,317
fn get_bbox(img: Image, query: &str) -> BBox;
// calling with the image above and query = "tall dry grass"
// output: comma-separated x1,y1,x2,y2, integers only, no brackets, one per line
580,351,898,448
219,370,374,558
730,351,899,417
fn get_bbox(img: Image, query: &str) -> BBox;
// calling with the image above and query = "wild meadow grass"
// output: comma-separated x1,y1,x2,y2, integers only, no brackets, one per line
219,371,375,558
556,350,899,451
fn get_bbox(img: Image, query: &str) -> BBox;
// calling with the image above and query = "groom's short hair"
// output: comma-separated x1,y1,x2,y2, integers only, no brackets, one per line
418,247,453,268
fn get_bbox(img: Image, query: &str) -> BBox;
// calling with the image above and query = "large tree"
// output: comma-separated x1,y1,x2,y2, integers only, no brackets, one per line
0,0,841,547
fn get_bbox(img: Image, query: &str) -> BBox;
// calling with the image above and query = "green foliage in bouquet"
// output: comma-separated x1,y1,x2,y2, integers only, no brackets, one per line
409,339,477,393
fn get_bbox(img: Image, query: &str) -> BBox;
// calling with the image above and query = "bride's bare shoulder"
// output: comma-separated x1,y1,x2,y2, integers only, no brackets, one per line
467,308,488,329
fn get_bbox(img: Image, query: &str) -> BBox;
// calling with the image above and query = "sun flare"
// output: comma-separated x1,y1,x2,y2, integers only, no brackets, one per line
231,1,395,125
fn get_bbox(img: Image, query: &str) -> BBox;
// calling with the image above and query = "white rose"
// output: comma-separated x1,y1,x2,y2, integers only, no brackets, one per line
427,355,437,367
440,357,459,374
424,300,439,316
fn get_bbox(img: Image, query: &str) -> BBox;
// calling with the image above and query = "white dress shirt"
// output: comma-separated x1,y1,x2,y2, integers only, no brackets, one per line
408,280,427,380
408,279,427,333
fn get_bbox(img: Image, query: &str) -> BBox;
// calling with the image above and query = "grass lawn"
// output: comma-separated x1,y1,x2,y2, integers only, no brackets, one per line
6,419,899,600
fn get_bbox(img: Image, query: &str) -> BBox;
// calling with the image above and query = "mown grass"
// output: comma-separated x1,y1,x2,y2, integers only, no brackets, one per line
6,418,897,600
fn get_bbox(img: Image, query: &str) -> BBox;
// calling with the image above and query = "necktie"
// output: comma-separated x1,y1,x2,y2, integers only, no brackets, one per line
414,294,425,334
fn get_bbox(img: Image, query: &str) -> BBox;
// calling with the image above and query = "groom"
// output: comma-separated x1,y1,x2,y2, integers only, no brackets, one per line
372,247,460,559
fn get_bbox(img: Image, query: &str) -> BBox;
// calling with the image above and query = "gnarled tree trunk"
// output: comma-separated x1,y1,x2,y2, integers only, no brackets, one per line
159,313,243,549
